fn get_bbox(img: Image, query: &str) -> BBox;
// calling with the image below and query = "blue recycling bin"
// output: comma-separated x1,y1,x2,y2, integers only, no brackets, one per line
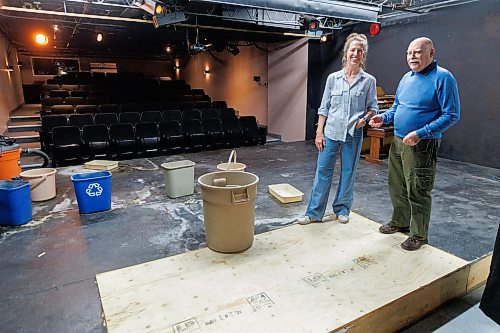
0,180,32,226
71,171,112,214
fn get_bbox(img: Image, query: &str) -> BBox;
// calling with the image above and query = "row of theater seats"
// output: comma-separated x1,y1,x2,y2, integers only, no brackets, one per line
40,99,220,116
41,113,266,167
39,80,208,104
46,73,189,86
41,83,204,96
42,89,208,100
45,107,238,122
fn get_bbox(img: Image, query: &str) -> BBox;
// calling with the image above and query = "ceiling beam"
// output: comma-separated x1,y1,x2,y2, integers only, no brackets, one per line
0,4,319,38
0,5,151,23
189,0,381,22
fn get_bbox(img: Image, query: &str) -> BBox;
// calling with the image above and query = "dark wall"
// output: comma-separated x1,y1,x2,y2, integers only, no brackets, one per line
307,0,500,168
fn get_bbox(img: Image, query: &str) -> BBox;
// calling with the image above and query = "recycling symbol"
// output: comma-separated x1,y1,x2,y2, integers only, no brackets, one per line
86,183,104,197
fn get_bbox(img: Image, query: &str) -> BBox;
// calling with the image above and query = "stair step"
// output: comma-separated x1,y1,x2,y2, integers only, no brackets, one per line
10,115,40,122
3,130,40,144
7,121,41,132
18,142,42,149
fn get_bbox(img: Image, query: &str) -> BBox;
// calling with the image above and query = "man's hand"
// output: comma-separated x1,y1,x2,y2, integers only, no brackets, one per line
315,132,326,152
402,131,420,146
369,115,384,128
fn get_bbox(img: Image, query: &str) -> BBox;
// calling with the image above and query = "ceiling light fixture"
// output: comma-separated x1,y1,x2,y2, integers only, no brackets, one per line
320,33,334,43
96,33,103,42
227,44,240,56
35,33,49,45
133,0,157,15
155,3,165,14
300,15,320,32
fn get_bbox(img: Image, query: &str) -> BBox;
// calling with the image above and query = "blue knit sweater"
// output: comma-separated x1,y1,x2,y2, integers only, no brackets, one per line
382,61,460,139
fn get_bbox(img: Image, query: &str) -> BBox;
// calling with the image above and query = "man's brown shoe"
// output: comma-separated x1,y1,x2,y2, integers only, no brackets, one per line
401,237,428,251
379,224,410,234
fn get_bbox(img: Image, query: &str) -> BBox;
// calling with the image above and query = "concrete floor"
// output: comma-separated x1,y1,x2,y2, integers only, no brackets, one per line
0,141,499,332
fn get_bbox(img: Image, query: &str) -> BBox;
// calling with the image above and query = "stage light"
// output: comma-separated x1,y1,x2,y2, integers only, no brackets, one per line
96,33,103,42
134,0,167,15
369,23,381,36
133,0,155,14
165,46,171,53
227,44,240,56
320,33,333,43
35,34,49,45
153,11,187,28
300,15,320,32
155,3,165,14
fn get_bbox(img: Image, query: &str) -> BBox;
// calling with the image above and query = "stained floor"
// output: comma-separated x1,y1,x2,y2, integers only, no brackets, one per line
0,141,499,332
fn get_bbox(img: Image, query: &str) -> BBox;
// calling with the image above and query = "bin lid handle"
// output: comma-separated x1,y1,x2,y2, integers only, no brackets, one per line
232,188,249,203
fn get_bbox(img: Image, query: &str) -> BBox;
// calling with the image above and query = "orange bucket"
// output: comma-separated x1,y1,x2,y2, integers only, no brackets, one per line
0,145,21,180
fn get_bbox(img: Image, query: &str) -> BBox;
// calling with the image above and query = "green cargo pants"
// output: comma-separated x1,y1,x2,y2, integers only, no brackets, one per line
388,136,439,240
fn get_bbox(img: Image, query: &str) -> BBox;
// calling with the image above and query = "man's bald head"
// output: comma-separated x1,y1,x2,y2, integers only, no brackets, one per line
407,37,435,72
410,37,434,51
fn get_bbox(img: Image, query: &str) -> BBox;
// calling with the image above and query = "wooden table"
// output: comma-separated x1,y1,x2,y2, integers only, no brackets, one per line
365,126,394,164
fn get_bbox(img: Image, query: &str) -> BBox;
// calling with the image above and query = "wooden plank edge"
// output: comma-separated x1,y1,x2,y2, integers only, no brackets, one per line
332,255,493,333
467,253,493,292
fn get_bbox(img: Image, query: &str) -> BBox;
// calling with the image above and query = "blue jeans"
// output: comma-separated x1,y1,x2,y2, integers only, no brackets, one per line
305,129,363,220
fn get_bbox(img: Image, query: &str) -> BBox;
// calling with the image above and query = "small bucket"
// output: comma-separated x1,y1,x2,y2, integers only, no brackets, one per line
161,160,196,198
71,171,112,214
217,150,246,172
0,180,32,226
20,168,57,201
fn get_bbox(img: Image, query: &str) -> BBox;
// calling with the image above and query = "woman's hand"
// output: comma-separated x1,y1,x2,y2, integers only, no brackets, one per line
315,132,326,152
355,118,366,129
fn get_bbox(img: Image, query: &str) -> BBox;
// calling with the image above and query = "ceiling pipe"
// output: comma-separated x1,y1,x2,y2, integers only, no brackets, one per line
0,5,150,23
189,0,381,22
0,5,320,38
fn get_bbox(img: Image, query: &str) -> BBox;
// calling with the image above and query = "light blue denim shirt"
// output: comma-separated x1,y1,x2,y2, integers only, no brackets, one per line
318,69,378,141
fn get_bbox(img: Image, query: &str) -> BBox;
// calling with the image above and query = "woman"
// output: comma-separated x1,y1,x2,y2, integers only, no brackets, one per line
298,33,378,225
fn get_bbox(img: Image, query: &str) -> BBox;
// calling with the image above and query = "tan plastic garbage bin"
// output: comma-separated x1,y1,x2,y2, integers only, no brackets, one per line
198,171,259,253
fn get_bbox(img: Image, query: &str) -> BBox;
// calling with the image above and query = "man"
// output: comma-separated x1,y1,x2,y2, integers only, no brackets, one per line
369,37,460,251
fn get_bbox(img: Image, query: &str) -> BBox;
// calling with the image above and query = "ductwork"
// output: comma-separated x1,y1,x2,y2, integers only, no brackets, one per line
189,0,381,22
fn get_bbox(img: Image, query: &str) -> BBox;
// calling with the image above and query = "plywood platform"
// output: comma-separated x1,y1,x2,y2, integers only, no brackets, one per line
96,213,478,333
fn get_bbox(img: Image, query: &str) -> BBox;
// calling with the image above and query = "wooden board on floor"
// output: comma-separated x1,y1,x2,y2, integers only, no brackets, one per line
96,213,472,333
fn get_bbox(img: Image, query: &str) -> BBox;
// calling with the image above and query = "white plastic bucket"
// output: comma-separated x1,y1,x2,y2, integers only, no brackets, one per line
217,150,246,172
19,168,57,201
161,160,196,198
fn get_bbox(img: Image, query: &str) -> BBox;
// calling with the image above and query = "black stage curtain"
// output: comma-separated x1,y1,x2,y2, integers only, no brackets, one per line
479,224,500,324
